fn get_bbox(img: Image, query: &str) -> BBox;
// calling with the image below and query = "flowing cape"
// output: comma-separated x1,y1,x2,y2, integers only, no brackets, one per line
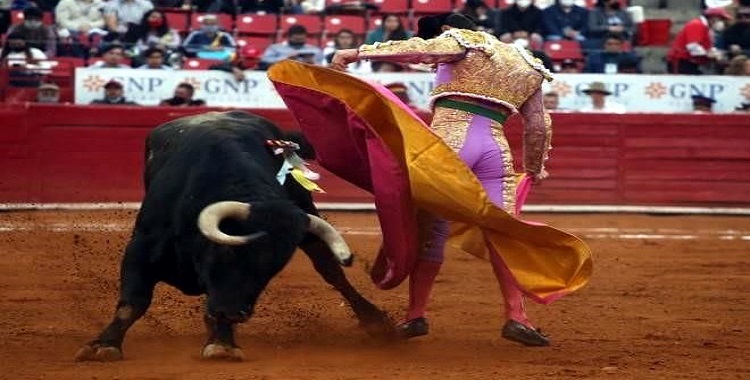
268,61,592,303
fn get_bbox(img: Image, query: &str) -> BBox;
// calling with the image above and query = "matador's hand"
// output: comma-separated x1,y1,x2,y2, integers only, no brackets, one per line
331,49,359,71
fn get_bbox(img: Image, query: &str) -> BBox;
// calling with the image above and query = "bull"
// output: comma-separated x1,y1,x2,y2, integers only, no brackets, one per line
75,111,394,362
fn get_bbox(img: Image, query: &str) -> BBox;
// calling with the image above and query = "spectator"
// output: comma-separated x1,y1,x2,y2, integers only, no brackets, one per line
583,33,640,73
5,7,57,57
558,57,580,73
124,9,181,59
209,56,249,81
691,94,715,113
460,0,501,35
103,0,153,38
723,5,750,59
543,91,560,110
137,47,172,69
54,0,107,38
723,54,750,75
258,25,323,70
499,0,543,47
542,0,589,42
364,13,411,44
324,29,372,74
159,82,206,106
36,82,61,103
90,43,131,68
181,14,236,60
91,80,139,105
587,0,634,46
1,31,50,86
580,81,625,113
667,7,731,74
1,31,48,66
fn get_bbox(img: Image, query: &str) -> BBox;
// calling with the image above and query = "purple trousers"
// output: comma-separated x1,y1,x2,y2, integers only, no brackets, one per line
421,107,518,262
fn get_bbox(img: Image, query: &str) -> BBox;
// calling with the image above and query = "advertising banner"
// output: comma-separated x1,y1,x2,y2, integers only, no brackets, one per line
75,68,750,113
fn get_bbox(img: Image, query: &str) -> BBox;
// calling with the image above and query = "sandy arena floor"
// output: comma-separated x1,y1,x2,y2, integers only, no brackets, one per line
0,210,748,380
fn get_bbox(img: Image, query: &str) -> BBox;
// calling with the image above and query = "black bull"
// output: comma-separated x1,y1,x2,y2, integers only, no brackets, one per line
75,111,395,362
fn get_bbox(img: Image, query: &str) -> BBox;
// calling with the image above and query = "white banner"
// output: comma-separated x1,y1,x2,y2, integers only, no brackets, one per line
75,68,750,113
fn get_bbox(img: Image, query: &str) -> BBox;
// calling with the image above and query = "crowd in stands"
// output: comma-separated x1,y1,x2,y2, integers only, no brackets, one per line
1,0,749,109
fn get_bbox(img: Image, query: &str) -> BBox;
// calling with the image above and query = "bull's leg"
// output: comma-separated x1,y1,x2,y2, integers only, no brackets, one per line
201,314,245,361
75,237,156,361
301,238,397,340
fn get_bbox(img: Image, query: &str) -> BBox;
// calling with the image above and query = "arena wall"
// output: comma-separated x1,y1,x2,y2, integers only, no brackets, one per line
1,103,749,206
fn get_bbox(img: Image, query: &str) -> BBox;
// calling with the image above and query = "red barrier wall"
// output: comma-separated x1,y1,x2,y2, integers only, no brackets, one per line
1,103,749,206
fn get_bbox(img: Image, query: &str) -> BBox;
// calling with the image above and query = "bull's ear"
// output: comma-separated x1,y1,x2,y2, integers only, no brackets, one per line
283,130,316,160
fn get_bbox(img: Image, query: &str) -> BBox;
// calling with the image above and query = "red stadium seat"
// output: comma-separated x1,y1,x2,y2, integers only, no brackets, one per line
10,10,54,25
163,10,190,34
183,58,222,70
638,19,672,46
543,40,584,61
370,0,410,14
235,14,279,36
279,15,324,35
190,13,234,32
324,15,366,35
411,0,455,15
235,36,273,55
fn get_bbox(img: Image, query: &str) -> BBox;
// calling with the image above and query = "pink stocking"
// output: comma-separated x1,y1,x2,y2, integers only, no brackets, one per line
489,249,531,327
405,259,442,322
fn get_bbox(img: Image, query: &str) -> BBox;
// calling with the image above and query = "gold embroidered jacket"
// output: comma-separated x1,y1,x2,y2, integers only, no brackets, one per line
358,29,554,174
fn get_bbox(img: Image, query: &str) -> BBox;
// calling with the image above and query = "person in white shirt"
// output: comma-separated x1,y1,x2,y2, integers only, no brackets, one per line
579,81,626,113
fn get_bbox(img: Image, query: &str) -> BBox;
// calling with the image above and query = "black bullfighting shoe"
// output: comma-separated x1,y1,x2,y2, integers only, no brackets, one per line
501,320,550,347
398,317,429,339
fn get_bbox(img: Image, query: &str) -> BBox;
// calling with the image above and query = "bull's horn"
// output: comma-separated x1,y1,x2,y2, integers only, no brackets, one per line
307,214,353,266
198,201,267,245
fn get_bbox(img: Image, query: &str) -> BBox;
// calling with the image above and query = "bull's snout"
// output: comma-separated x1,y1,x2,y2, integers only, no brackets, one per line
208,310,249,324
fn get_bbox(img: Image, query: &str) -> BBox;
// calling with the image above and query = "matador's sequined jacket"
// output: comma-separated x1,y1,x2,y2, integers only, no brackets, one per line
357,28,554,175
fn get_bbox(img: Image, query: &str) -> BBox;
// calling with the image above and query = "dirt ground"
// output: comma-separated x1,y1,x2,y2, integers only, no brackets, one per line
0,210,748,380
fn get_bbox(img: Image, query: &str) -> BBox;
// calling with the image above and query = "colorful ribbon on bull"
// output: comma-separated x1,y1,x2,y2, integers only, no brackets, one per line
266,139,325,193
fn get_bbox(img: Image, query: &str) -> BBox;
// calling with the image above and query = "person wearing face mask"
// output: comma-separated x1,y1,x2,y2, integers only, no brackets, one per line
125,10,182,60
5,7,57,57
499,0,544,48
587,0,634,47
91,80,139,105
159,83,207,107
1,31,51,87
103,0,153,38
36,83,61,103
667,7,732,75
181,14,237,59
257,25,324,70
541,0,589,42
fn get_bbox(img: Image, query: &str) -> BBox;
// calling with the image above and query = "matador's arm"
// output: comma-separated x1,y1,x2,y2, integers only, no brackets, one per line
520,88,552,176
357,33,467,65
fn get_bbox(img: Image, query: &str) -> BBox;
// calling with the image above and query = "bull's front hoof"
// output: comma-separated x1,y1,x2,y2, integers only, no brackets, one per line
74,344,123,362
201,343,245,362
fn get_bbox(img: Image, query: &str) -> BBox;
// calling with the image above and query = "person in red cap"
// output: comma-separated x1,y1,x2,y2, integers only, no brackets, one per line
667,7,731,74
